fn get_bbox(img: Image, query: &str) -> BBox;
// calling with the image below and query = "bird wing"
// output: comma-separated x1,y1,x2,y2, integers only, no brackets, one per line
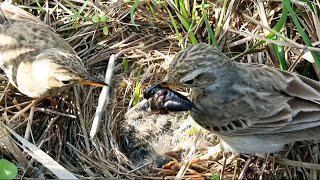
258,64,320,101
0,3,44,25
0,3,76,54
233,64,320,136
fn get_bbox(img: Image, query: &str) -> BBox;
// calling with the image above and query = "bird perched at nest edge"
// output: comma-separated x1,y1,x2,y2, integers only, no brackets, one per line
0,3,107,98
164,43,320,154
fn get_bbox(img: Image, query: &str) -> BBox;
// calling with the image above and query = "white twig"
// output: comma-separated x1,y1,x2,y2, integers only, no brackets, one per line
1,123,78,179
90,54,115,139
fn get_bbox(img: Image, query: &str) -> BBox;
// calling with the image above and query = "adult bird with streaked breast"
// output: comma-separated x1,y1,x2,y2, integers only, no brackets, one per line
0,2,107,98
152,43,320,155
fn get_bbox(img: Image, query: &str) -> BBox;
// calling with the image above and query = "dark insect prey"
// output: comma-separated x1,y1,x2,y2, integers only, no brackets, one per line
143,81,193,113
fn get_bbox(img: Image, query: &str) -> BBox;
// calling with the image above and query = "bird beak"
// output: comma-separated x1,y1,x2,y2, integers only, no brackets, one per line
80,76,108,87
158,80,177,88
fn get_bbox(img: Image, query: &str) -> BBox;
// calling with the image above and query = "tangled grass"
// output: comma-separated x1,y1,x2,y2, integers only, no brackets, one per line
1,0,320,179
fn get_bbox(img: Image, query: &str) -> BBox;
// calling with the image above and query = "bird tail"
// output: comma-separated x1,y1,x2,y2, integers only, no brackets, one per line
288,126,320,142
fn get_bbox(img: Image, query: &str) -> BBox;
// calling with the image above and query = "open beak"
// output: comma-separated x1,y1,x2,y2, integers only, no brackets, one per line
80,76,108,87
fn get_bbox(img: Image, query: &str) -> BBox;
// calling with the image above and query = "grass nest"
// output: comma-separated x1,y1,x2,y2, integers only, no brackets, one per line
1,0,320,179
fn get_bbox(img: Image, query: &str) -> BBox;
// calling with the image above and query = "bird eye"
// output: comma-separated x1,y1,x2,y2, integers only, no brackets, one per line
61,80,71,84
184,79,194,85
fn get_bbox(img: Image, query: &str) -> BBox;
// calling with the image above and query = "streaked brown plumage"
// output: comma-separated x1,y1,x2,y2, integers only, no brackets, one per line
166,43,320,154
0,3,106,98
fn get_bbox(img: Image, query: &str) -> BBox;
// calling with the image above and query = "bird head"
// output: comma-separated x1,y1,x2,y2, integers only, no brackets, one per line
165,43,232,90
32,49,107,90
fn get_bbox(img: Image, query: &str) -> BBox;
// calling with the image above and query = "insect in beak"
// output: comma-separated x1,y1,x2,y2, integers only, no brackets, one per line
143,80,193,113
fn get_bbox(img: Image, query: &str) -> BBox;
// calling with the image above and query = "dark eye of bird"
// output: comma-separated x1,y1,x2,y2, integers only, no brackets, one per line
184,79,194,85
61,80,71,84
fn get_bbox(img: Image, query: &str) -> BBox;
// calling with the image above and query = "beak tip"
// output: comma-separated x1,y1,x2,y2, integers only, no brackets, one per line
80,76,108,87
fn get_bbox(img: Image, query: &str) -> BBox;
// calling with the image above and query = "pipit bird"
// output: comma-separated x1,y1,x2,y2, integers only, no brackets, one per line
164,43,320,154
0,3,107,98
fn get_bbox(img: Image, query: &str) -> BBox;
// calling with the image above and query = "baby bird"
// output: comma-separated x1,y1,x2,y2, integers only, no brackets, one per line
0,3,107,98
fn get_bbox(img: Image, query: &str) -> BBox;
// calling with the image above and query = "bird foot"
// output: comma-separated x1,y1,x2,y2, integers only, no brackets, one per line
45,97,59,107
160,146,223,176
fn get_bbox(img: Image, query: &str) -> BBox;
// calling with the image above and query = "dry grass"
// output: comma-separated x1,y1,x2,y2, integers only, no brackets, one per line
0,0,320,179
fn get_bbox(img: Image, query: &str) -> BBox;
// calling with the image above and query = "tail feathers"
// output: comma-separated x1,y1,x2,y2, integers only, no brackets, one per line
289,126,320,141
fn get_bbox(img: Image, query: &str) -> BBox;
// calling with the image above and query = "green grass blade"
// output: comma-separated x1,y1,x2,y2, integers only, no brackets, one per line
165,6,184,47
130,0,140,30
133,64,142,106
215,0,228,39
201,0,218,48
167,0,198,44
78,0,90,15
232,5,288,60
302,63,313,77
123,58,129,75
283,0,320,69
272,43,288,70
176,13,198,44
179,0,189,18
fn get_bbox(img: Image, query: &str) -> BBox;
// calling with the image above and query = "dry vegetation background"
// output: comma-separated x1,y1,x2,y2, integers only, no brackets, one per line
1,0,320,179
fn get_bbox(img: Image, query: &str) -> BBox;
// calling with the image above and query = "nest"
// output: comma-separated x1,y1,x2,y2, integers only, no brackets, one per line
1,1,320,179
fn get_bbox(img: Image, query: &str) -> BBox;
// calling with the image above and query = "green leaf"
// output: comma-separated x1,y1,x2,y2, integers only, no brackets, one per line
122,58,129,75
167,0,198,45
100,15,109,23
211,173,220,180
187,127,200,135
103,26,109,35
0,159,18,179
133,64,142,106
92,15,100,23
69,14,91,22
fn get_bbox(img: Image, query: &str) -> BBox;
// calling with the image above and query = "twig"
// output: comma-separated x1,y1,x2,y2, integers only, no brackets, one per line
269,157,320,170
174,133,200,179
1,122,78,179
35,107,77,118
73,86,91,154
0,83,10,103
24,101,35,141
240,13,320,52
8,98,42,123
238,155,253,180
90,54,115,139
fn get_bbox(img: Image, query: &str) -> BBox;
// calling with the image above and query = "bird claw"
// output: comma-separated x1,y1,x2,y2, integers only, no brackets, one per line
162,160,178,170
159,147,223,177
